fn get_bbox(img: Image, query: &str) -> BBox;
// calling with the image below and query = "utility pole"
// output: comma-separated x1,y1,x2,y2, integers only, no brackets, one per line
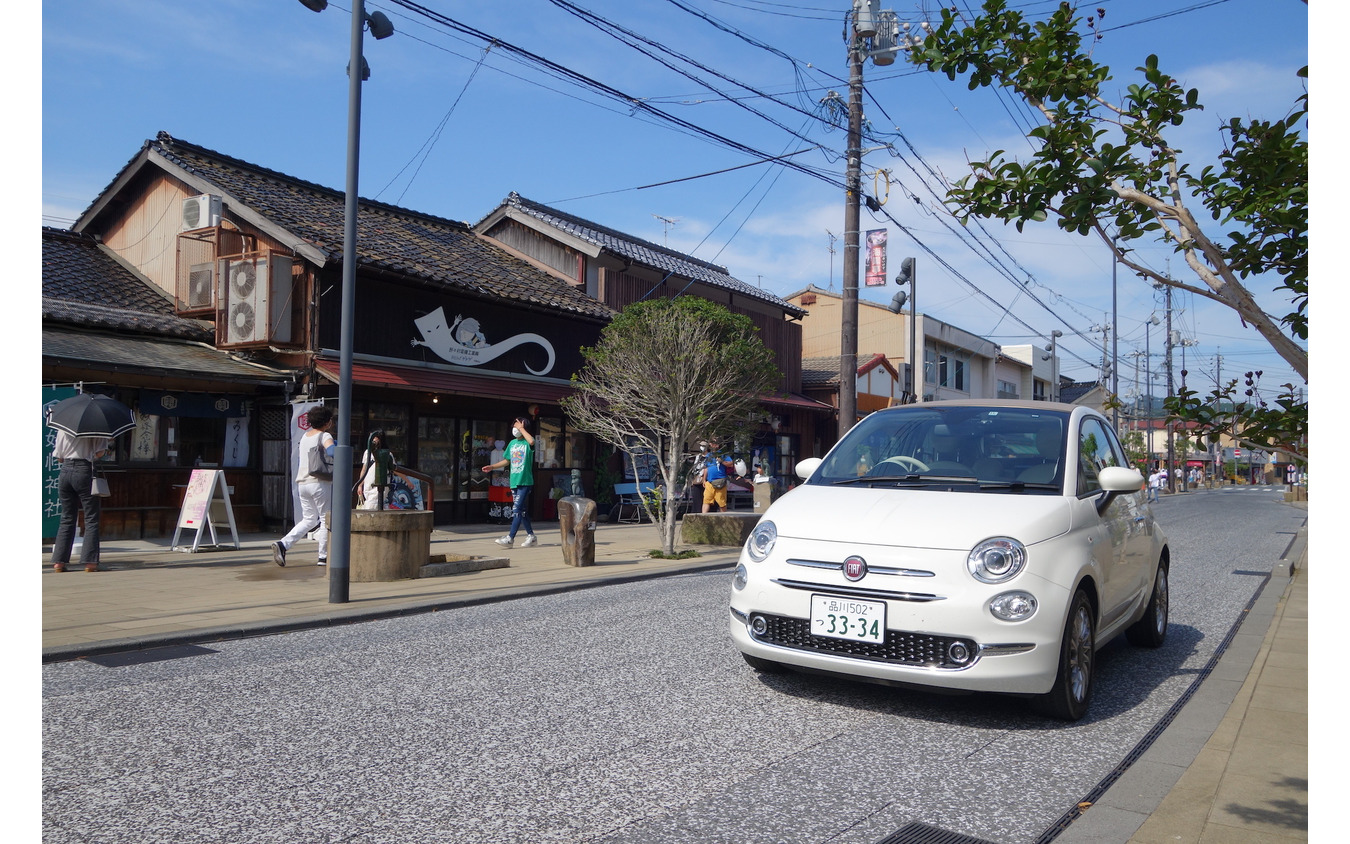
1163,283,1176,494
1111,237,1119,431
838,8,865,440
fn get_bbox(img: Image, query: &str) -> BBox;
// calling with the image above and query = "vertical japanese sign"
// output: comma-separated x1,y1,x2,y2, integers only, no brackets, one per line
864,229,888,287
42,386,78,539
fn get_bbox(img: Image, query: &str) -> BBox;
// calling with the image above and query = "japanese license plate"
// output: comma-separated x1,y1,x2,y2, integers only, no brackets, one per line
810,594,886,644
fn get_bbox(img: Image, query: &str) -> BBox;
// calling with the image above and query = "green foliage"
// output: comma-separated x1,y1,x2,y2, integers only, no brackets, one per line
909,0,1307,453
1165,373,1307,464
909,2,1307,375
646,549,702,560
563,296,780,553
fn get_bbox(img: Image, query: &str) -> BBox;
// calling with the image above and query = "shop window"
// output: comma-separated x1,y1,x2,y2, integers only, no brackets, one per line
179,416,226,467
537,417,565,468
564,429,592,470
363,402,409,459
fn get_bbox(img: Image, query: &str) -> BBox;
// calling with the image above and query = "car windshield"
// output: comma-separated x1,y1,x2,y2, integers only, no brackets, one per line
807,405,1069,493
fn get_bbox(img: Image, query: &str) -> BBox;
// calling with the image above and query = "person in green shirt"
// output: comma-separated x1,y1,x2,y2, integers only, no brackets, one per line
482,415,538,548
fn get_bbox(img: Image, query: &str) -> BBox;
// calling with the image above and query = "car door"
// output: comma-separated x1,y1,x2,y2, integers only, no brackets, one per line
1075,416,1142,630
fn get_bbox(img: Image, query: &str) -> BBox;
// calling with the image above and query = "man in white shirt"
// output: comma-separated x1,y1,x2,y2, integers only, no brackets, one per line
50,430,111,572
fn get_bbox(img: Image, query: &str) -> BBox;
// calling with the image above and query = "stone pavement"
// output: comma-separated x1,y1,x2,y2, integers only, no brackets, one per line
41,515,1310,842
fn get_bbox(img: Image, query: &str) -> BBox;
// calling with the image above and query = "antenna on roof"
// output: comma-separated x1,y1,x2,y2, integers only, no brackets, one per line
653,214,680,247
826,230,838,291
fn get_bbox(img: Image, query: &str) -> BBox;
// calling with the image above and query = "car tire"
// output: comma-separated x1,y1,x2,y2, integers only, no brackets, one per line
1033,589,1095,721
1126,560,1169,648
741,652,788,674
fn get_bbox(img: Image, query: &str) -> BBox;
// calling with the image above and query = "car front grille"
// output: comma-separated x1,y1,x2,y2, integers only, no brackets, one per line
751,613,977,669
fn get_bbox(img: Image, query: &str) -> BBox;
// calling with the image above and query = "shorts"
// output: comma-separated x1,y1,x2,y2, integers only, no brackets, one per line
702,481,728,509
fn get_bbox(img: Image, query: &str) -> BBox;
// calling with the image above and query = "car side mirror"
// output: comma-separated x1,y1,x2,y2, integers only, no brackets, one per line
1095,466,1145,513
795,457,822,480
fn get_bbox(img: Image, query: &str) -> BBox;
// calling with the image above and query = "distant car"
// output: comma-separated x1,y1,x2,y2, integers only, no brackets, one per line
729,400,1169,720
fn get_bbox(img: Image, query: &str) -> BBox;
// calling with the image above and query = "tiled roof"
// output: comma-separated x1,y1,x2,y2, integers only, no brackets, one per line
131,133,614,322
801,353,889,387
486,193,807,318
42,228,212,341
43,327,294,384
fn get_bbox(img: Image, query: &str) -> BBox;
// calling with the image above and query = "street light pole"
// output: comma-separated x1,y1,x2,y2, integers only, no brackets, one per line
299,0,393,603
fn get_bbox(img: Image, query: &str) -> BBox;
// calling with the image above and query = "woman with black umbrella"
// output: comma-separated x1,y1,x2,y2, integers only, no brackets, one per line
47,393,134,573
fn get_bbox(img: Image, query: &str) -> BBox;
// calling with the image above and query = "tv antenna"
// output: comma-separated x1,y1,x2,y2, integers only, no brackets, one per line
653,214,680,246
826,230,838,290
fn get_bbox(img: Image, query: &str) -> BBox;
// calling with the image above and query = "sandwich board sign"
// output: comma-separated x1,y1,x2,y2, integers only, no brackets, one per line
171,469,240,552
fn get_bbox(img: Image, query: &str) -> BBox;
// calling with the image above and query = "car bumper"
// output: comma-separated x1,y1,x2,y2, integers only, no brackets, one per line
730,556,1074,695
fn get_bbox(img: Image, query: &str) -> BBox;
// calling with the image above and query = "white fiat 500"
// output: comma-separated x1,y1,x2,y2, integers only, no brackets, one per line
730,401,1169,720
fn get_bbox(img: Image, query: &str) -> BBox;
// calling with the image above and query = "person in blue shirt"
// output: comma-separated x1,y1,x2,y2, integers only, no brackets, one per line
483,416,538,548
701,439,736,513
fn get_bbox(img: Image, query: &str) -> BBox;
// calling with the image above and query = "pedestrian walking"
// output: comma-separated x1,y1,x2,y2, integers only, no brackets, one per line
274,405,335,567
49,430,112,572
1147,467,1163,502
482,416,538,548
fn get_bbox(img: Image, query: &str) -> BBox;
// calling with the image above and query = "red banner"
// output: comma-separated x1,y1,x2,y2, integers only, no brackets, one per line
864,229,887,287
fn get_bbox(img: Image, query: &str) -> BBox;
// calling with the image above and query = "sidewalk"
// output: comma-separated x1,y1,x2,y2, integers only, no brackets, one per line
41,520,740,660
41,515,1309,842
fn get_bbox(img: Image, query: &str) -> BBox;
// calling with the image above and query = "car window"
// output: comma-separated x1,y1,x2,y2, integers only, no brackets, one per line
810,406,1068,491
1077,417,1123,494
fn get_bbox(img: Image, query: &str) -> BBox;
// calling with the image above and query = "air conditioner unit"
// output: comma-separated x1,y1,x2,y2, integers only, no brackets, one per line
186,262,215,309
219,253,293,345
181,194,222,232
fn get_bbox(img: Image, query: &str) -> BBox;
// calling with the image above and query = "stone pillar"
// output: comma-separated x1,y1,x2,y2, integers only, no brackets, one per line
347,509,434,582
558,496,598,567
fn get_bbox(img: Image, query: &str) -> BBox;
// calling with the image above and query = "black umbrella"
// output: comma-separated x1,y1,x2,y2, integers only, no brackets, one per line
46,393,135,438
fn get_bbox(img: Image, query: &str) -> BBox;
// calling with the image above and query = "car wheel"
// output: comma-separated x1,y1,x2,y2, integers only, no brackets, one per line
1033,589,1095,721
741,652,788,674
1126,560,1169,648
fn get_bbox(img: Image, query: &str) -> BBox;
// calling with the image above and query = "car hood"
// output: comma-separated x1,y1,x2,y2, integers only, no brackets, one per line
765,484,1073,550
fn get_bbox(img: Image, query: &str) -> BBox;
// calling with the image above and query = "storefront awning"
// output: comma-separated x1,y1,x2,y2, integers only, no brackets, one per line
315,359,574,404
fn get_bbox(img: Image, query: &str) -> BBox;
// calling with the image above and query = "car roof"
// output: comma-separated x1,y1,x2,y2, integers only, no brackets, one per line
872,399,1085,414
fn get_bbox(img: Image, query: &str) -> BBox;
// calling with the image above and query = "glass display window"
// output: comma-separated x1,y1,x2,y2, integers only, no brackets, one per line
417,416,457,502
365,401,409,458
537,416,564,469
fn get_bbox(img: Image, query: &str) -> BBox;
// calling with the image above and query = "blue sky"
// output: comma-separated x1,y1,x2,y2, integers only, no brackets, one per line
33,0,1312,391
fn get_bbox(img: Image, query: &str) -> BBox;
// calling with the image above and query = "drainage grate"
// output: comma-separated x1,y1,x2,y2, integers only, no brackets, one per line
876,821,998,844
85,644,219,667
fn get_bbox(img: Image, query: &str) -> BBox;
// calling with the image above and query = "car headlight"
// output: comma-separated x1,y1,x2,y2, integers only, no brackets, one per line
967,537,1027,583
747,520,777,562
989,590,1038,621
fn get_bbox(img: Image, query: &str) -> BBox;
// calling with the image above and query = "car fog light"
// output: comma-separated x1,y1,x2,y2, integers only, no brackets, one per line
989,591,1038,621
750,614,768,636
948,642,971,664
733,564,747,590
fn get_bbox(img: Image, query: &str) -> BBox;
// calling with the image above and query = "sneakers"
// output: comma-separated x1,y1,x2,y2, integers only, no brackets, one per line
494,535,513,548
272,541,287,567
521,534,538,548
317,558,327,566
52,562,66,573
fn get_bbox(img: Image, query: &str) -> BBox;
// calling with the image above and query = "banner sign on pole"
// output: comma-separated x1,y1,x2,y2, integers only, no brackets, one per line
865,228,888,287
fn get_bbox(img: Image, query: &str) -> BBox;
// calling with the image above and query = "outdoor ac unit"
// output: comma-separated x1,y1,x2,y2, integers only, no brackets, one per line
181,194,222,232
219,253,293,345
186,262,215,309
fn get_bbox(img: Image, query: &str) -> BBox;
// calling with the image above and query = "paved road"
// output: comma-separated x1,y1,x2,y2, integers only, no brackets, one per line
42,487,1302,844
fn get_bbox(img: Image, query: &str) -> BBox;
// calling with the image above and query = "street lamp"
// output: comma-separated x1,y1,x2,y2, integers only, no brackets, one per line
299,0,394,603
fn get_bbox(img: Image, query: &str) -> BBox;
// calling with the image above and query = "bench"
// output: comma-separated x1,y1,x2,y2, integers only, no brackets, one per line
612,482,658,523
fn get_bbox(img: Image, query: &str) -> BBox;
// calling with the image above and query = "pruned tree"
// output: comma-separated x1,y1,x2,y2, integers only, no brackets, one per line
562,296,780,554
908,1,1307,451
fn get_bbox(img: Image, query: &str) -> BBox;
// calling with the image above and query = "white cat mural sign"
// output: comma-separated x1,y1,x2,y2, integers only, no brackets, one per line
411,307,557,376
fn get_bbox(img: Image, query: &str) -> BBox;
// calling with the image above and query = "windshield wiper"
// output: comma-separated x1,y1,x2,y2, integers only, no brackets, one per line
831,474,978,486
977,480,1059,491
